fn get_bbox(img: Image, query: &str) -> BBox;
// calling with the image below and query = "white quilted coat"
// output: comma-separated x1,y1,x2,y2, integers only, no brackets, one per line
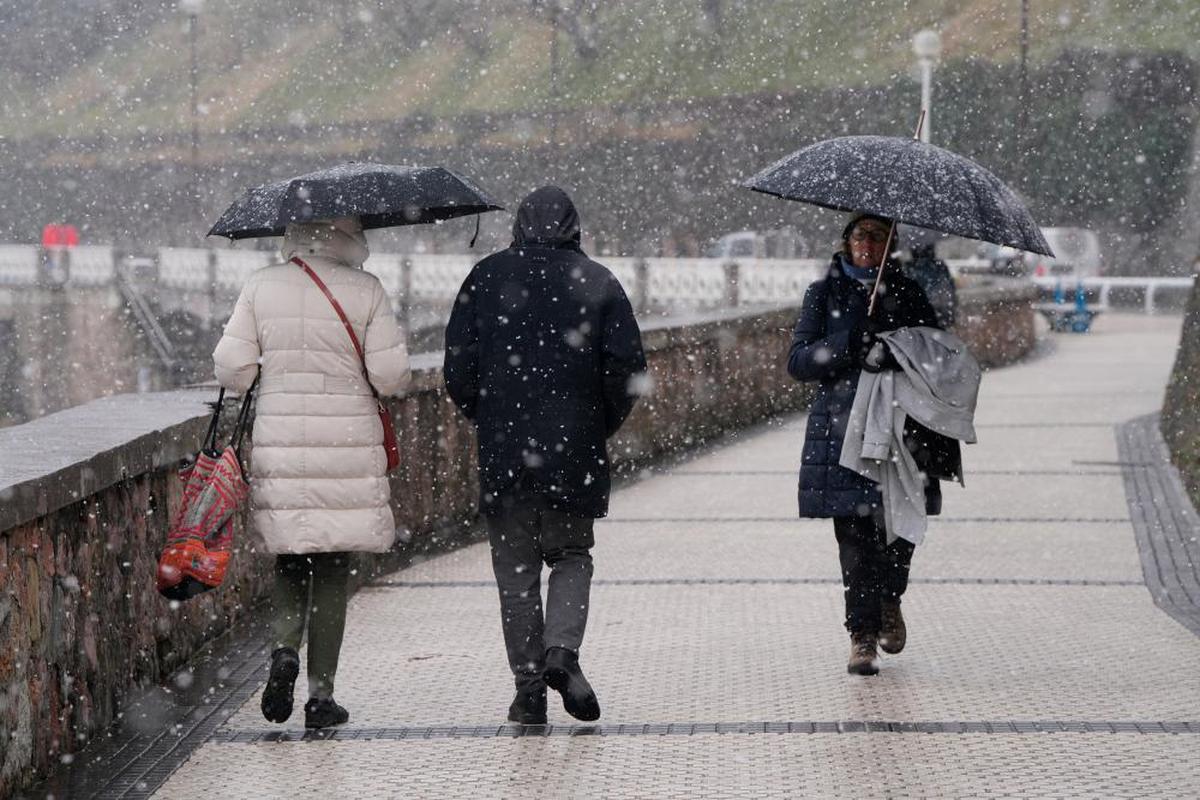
212,220,411,554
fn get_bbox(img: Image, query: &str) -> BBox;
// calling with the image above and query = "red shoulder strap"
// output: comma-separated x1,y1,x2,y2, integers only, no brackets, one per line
292,256,377,397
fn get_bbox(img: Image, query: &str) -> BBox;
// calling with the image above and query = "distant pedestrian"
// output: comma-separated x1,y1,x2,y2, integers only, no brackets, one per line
213,216,411,728
444,186,647,724
903,243,958,329
787,213,948,676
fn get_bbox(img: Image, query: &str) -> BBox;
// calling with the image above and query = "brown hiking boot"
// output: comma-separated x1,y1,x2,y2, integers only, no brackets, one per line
847,632,880,675
879,602,907,654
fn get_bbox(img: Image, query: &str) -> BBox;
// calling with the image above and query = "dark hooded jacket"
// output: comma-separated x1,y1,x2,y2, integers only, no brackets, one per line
789,253,952,518
444,186,647,518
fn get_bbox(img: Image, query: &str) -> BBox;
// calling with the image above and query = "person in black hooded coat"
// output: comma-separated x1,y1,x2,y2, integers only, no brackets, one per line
788,212,950,677
444,185,646,725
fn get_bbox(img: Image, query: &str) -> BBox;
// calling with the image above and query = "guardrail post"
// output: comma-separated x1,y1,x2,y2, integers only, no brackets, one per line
634,258,650,315
206,249,218,330
399,256,413,323
38,246,70,288
1145,281,1157,315
724,260,740,307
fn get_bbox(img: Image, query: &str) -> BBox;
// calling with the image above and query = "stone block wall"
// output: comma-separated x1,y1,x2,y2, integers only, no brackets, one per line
953,279,1039,369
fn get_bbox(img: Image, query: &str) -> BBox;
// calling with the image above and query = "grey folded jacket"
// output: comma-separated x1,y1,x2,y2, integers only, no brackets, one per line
839,326,981,545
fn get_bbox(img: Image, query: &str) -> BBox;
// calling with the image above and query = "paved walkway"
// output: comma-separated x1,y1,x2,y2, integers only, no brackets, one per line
142,315,1199,797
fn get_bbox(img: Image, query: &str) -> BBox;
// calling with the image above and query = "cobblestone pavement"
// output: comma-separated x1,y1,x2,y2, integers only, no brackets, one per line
145,315,1200,799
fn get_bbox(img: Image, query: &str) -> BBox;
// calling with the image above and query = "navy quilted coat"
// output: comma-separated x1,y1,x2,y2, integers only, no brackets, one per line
788,255,943,518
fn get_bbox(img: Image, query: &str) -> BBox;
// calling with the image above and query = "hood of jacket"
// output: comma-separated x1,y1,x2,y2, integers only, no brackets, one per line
511,185,582,250
281,217,369,267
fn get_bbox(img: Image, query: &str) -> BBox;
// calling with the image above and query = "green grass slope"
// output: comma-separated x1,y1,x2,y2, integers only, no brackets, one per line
1,0,1197,139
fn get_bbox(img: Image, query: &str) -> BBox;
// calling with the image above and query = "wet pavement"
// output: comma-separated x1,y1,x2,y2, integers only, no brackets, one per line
67,314,1200,798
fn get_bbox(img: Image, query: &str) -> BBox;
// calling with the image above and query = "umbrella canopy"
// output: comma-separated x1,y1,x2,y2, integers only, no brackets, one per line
209,162,503,240
744,135,1053,257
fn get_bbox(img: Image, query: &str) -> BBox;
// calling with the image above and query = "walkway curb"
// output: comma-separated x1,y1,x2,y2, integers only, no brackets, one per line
1117,413,1200,637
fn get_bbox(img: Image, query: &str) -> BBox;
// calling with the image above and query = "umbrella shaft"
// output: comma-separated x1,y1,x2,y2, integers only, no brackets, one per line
866,220,897,317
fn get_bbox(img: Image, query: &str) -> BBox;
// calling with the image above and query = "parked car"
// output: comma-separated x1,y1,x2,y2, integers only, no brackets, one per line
977,242,1027,276
705,229,809,260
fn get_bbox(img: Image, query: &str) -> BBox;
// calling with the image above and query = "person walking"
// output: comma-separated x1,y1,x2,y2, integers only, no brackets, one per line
787,213,944,676
903,242,958,329
213,216,411,728
444,186,647,725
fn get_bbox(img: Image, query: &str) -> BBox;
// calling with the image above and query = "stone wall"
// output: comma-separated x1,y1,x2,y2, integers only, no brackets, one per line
1162,276,1200,506
953,278,1039,369
0,293,1035,796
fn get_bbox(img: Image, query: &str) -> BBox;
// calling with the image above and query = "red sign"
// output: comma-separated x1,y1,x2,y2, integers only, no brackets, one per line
41,224,79,248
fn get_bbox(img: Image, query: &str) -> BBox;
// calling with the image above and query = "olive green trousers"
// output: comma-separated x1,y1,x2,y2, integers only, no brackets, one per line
271,552,351,700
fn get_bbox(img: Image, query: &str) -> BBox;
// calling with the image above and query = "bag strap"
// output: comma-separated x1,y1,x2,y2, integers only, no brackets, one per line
231,374,260,458
202,387,227,453
291,256,380,401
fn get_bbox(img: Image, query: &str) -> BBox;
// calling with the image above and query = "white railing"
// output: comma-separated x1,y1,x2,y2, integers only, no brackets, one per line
157,248,211,292
0,245,39,285
66,246,116,286
606,257,640,298
409,254,475,303
213,249,272,290
1033,275,1195,314
738,258,825,304
13,243,1188,315
645,257,727,308
368,253,406,297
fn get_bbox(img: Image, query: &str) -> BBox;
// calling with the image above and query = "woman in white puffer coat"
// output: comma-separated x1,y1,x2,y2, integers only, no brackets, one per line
213,216,410,729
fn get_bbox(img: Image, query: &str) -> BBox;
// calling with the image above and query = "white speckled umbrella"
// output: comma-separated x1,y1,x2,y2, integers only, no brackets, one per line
744,135,1053,257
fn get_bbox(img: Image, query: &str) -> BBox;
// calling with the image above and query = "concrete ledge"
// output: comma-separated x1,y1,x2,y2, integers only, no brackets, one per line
0,390,214,531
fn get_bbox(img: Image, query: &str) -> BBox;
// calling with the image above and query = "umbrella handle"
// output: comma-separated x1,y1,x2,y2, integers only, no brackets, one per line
866,111,927,317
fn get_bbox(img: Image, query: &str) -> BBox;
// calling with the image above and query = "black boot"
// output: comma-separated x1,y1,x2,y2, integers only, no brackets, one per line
304,697,350,729
542,647,600,722
507,685,548,725
261,647,300,723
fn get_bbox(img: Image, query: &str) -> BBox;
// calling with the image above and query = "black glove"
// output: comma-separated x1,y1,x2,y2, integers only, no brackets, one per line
862,337,903,373
850,317,885,366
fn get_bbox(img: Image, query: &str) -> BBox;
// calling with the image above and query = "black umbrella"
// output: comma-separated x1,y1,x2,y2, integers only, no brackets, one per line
208,162,503,240
743,135,1053,257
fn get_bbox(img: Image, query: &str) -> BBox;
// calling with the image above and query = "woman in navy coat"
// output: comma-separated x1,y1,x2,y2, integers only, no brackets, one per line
788,213,942,676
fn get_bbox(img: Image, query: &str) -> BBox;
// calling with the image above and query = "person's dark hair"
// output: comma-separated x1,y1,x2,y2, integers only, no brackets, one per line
840,213,900,255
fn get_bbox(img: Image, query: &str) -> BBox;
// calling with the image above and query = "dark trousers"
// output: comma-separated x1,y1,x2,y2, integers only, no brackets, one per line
833,513,915,635
486,487,595,692
271,552,351,700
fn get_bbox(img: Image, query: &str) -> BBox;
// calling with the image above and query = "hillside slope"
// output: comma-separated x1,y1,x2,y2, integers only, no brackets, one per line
2,0,1197,139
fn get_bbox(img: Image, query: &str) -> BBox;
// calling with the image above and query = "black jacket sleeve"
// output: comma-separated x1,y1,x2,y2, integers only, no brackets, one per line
600,277,647,437
787,282,860,382
443,266,481,420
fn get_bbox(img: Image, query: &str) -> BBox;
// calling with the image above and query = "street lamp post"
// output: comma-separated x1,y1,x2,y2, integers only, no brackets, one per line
1017,0,1029,171
179,0,205,230
912,29,942,145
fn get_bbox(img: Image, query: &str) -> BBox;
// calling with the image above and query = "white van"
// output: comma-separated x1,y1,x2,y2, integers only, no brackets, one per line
1029,227,1101,278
